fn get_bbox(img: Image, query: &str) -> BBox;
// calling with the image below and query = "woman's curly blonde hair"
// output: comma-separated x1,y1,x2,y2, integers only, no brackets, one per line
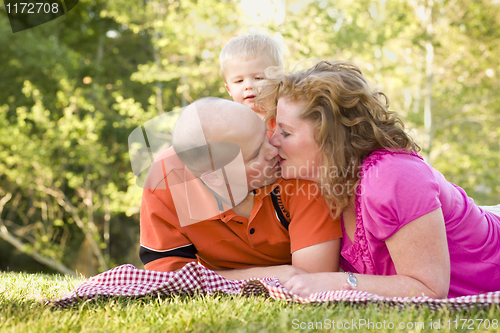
255,60,420,218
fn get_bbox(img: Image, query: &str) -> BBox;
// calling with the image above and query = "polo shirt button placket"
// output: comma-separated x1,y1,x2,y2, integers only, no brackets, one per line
249,228,255,234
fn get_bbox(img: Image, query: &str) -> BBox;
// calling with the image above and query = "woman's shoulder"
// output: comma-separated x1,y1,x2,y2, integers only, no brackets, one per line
357,149,441,236
360,149,433,188
362,149,425,169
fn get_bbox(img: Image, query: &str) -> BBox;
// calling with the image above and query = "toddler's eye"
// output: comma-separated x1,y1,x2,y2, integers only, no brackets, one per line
255,77,264,80
281,131,290,138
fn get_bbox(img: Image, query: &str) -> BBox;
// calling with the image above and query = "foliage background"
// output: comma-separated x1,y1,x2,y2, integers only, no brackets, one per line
0,0,499,275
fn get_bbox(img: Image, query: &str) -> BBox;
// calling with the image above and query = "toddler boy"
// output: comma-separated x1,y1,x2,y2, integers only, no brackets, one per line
220,34,284,119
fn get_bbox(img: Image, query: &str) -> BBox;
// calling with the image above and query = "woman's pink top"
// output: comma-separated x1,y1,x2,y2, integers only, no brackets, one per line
339,149,500,298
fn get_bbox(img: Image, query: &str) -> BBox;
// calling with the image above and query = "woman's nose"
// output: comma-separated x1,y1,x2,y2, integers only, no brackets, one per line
269,131,280,147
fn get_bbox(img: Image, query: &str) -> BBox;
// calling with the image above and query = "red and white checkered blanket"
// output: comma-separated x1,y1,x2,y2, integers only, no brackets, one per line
48,262,500,311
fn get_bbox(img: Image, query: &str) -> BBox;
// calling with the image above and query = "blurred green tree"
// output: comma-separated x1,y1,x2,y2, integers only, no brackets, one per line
0,0,242,275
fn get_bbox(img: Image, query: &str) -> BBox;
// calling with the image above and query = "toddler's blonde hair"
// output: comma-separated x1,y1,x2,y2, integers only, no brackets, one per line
220,34,284,80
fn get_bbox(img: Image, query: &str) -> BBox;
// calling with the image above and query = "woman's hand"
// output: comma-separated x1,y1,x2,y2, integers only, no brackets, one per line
283,272,344,298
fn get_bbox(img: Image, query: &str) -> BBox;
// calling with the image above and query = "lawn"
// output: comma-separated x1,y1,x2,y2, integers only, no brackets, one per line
1,271,499,332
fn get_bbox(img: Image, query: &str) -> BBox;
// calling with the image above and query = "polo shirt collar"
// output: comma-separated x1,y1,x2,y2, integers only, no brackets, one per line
180,164,283,223
182,166,229,221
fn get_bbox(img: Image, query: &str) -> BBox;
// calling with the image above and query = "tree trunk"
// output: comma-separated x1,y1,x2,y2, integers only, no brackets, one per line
0,193,75,276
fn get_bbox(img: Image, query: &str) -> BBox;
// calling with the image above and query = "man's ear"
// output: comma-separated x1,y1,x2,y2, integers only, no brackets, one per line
200,171,225,187
224,83,232,97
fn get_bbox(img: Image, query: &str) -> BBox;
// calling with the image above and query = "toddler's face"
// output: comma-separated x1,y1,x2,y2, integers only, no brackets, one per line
224,57,274,114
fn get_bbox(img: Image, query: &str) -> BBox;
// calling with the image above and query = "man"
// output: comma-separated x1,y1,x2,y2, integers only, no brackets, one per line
139,98,341,281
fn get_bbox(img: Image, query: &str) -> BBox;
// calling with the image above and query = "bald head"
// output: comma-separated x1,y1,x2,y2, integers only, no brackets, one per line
173,97,264,175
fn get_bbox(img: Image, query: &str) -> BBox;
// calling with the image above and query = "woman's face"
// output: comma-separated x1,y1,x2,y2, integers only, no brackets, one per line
270,97,322,182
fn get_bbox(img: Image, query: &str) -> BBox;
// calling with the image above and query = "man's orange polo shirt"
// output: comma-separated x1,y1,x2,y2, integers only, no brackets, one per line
140,146,342,272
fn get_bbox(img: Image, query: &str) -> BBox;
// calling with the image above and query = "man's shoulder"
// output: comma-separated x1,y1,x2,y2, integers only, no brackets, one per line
144,146,187,191
154,146,184,170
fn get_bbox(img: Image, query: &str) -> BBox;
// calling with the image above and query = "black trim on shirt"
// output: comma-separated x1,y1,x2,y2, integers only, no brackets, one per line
139,244,198,265
271,187,290,231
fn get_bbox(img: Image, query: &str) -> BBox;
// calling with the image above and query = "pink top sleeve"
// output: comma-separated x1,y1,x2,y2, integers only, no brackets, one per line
360,153,442,241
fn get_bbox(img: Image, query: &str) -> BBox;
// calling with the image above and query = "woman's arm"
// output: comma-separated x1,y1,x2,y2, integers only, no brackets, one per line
284,208,451,298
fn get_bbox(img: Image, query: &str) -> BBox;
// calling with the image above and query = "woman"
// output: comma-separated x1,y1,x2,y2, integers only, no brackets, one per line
255,60,500,298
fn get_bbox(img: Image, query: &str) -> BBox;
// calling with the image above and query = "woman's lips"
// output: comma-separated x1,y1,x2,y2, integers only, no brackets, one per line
272,155,285,170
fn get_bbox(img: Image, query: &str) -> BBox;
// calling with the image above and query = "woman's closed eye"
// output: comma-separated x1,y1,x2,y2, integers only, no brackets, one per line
281,131,290,138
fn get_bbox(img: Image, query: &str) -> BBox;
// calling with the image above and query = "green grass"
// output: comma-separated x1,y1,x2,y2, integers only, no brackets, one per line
1,272,499,332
